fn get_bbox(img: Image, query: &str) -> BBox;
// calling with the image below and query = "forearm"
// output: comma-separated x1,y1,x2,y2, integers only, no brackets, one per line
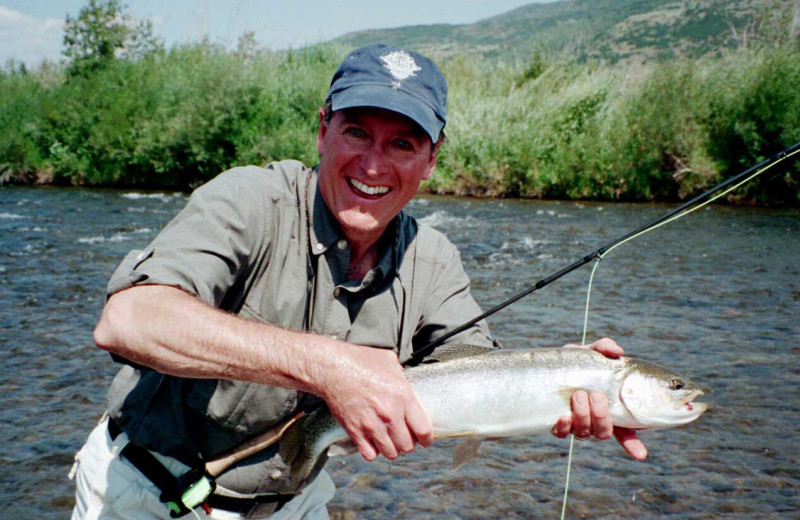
94,284,334,393
94,284,434,461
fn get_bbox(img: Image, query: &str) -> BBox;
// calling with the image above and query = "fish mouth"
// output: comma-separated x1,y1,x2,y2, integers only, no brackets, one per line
677,389,707,414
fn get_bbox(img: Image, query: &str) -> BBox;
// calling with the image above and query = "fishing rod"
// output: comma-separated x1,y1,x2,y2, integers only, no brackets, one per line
411,139,800,363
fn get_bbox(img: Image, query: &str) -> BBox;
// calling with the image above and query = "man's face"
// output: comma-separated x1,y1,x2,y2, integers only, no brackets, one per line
316,107,439,246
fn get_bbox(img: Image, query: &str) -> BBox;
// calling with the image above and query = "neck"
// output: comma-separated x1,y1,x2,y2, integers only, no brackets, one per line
345,225,390,280
347,244,379,280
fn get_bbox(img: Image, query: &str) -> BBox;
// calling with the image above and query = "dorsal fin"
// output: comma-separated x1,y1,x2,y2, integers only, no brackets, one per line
416,344,498,365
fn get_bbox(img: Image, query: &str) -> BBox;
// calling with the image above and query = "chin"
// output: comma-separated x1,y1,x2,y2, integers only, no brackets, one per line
337,212,383,236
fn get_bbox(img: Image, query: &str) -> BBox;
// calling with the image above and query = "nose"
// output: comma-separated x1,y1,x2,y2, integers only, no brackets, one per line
359,141,388,177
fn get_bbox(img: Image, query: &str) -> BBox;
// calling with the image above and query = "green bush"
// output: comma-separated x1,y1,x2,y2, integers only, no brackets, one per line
0,40,798,204
0,72,49,179
430,44,800,203
0,43,338,187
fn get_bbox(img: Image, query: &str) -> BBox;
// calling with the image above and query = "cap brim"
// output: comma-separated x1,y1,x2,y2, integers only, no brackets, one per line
331,84,444,143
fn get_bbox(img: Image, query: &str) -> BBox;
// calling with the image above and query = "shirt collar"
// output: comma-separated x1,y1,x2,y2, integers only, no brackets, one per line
306,168,399,284
307,172,342,256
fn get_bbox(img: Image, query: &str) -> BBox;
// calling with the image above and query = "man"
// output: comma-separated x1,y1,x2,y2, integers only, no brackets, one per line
71,44,646,520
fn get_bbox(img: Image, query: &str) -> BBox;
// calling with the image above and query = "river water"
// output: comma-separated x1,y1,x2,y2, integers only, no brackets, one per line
1,185,798,519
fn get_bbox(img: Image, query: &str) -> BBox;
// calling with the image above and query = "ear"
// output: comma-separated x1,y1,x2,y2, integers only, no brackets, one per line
422,139,442,181
316,108,328,156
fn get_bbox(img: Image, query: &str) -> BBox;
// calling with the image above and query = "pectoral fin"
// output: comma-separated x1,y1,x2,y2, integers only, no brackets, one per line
557,386,586,404
452,438,484,469
327,441,357,458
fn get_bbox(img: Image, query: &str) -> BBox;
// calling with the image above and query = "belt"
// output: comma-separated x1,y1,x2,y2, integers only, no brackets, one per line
108,419,293,517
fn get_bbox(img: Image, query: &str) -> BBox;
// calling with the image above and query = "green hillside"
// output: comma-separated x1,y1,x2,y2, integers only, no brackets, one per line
334,0,791,62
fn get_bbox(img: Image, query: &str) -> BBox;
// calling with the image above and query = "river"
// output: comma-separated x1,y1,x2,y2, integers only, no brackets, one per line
1,185,798,519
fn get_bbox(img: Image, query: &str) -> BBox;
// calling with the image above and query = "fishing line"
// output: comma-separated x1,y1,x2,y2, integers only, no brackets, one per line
411,139,800,364
560,257,600,520
560,434,576,520
558,143,800,519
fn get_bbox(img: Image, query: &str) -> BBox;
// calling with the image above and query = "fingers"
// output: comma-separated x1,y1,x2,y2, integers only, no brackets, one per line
588,391,613,439
351,436,379,462
343,410,404,462
556,390,613,440
550,413,573,438
322,345,433,462
614,427,648,460
356,407,429,461
405,399,434,448
570,391,592,439
562,338,623,358
369,424,400,461
386,415,416,456
343,400,425,462
552,390,649,460
590,337,624,358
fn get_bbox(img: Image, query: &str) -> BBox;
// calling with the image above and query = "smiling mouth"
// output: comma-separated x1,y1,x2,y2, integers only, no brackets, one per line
349,178,391,196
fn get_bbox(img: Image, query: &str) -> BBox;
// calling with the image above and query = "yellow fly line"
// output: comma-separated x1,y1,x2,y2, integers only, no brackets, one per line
560,143,800,520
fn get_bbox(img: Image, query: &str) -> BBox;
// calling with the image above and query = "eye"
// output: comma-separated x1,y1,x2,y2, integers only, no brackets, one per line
393,138,414,151
344,126,366,138
669,378,685,391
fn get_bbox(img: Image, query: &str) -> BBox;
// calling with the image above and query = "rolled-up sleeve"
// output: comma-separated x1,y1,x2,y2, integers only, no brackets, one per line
107,167,269,308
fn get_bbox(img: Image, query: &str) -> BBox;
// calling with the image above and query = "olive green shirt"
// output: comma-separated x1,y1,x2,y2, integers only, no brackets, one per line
104,160,495,493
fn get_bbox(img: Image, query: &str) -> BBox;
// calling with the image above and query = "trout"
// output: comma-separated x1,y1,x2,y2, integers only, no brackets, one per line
279,347,707,490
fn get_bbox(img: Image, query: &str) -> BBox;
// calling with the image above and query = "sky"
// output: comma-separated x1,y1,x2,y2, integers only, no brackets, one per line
0,0,554,67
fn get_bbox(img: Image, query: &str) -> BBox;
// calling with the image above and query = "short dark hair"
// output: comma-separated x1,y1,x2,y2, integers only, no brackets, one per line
322,98,334,123
319,99,446,149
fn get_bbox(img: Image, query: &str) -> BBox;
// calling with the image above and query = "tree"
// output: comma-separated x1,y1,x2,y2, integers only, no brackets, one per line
62,0,163,77
237,31,260,63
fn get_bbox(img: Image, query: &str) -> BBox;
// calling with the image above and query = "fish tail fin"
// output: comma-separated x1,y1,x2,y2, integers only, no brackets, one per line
279,408,342,490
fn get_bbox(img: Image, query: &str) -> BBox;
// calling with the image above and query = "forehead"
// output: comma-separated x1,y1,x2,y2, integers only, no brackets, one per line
333,107,429,140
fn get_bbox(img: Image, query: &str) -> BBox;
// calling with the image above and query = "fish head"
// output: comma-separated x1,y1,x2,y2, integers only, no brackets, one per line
618,359,708,429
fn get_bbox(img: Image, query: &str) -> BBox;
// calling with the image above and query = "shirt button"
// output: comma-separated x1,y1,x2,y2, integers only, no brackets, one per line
315,243,324,252
337,239,347,250
333,287,341,298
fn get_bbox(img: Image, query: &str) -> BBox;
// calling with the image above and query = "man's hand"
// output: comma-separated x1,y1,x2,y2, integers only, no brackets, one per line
551,338,648,460
313,344,433,462
96,286,433,463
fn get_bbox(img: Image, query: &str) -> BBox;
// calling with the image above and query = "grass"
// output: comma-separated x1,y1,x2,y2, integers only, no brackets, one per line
0,38,798,204
430,42,800,204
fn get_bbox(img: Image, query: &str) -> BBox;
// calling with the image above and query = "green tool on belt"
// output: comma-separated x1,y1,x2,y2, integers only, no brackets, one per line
112,411,305,517
164,469,215,517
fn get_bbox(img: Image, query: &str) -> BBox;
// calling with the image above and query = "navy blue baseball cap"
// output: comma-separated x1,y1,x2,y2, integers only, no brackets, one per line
327,44,447,143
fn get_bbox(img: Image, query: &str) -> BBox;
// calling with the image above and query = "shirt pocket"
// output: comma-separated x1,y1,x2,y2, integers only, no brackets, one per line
184,305,301,436
344,280,403,350
185,379,299,434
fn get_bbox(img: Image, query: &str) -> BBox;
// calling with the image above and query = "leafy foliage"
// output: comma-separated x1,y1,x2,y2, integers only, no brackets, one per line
62,0,162,77
0,0,798,204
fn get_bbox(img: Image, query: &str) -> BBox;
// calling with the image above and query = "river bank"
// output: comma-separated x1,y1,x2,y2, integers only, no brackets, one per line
2,42,799,204
1,166,796,207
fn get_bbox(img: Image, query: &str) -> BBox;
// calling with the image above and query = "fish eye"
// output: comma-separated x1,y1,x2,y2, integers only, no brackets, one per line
669,378,685,391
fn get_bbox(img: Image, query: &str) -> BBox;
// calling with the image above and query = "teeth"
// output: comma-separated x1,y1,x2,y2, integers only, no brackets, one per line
350,178,390,196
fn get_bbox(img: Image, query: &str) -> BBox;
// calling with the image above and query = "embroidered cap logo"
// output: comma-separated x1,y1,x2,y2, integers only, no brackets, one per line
381,50,422,88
